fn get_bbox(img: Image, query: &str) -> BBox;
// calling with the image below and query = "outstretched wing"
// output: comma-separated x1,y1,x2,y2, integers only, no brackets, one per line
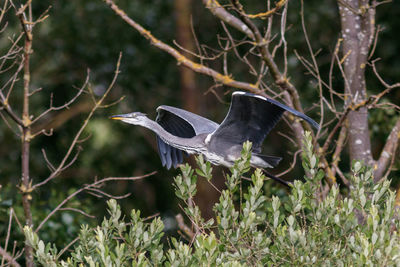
209,91,319,153
156,105,219,169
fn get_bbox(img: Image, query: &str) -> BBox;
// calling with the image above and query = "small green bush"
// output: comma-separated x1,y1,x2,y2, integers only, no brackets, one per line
24,132,400,266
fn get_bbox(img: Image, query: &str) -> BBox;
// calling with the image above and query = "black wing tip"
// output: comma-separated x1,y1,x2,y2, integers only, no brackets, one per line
262,170,292,187
309,119,320,131
297,113,320,131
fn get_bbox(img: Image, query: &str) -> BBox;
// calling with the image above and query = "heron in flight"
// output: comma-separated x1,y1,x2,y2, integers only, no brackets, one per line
111,91,319,186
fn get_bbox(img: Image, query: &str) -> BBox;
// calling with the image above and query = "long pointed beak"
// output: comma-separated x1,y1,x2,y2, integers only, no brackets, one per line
110,114,129,120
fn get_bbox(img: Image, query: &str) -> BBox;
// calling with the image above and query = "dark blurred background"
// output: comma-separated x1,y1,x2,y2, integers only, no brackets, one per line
0,0,399,248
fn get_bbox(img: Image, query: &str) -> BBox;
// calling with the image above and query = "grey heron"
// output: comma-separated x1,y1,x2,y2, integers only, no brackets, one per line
111,91,319,186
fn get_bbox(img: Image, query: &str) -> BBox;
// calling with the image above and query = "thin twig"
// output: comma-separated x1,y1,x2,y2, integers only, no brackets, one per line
56,236,79,260
243,0,287,19
32,54,122,190
175,213,195,240
35,171,156,233
300,0,323,140
321,108,350,154
0,246,20,267
31,72,88,124
1,208,14,267
275,150,301,177
103,0,260,93
58,208,95,219
86,187,131,199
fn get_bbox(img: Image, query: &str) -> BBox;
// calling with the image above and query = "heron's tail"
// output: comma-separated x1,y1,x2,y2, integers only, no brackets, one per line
262,170,293,187
253,153,282,168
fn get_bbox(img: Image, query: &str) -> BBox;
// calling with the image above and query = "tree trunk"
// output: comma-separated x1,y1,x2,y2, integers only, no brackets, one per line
174,0,221,220
174,0,199,113
338,0,375,165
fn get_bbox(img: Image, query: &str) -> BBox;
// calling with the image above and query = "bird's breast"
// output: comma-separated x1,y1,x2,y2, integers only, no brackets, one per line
202,151,233,168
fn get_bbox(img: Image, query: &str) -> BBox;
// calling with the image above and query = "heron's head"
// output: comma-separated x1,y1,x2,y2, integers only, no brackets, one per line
110,112,147,126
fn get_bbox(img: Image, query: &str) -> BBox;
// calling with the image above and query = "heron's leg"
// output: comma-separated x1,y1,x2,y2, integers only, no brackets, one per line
262,170,292,187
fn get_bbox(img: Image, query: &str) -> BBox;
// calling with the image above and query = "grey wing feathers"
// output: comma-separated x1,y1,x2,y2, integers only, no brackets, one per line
157,105,219,134
156,105,219,169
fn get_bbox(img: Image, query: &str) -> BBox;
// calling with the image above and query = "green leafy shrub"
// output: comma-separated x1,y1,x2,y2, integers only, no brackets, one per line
24,132,400,266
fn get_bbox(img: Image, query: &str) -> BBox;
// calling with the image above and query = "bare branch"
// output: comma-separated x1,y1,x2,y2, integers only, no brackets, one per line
27,87,42,96
30,128,53,139
331,126,349,186
35,171,156,233
11,208,23,231
0,246,21,267
15,3,35,265
299,0,324,140
86,187,131,199
219,22,259,77
321,108,350,154
0,32,24,70
368,25,383,60
1,207,14,266
0,90,23,126
0,0,10,26
374,118,400,181
56,236,79,260
175,213,195,240
32,54,122,190
201,0,254,39
58,208,95,219
371,59,400,93
231,0,315,137
103,0,260,93
0,109,21,136
275,150,301,177
30,72,89,125
59,146,82,172
243,0,287,19
280,2,288,77
31,100,93,134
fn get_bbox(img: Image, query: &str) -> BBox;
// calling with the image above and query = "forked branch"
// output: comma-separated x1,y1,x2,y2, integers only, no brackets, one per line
32,53,123,190
103,0,260,93
35,171,156,233
201,0,254,39
0,246,20,267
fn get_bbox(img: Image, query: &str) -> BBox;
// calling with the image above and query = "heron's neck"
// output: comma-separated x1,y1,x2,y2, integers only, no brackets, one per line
141,117,204,150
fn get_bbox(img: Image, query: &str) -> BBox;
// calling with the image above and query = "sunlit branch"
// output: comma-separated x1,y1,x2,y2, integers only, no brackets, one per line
243,0,287,19
201,0,254,39
103,0,260,93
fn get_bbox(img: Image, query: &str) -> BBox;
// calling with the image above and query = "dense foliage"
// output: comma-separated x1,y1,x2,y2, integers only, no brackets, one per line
24,133,400,266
